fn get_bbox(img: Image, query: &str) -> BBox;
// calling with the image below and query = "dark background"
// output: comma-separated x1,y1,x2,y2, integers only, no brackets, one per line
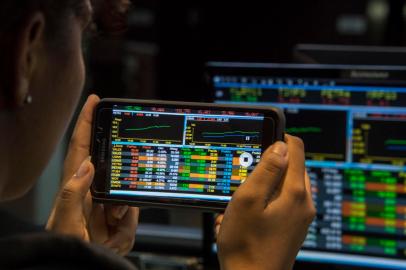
84,1,406,268
88,0,406,102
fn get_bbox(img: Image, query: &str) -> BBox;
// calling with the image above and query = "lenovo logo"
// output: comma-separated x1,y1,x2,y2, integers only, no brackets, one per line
350,70,389,79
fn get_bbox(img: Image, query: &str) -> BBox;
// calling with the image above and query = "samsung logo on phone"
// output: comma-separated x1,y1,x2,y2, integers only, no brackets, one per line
349,70,389,79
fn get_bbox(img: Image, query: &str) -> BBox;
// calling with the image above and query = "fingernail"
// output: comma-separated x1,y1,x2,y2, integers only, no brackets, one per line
215,225,220,236
272,141,288,157
74,159,90,178
117,205,129,219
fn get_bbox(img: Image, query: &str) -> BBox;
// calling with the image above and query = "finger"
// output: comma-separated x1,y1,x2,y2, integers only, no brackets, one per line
104,207,139,255
104,207,139,256
214,214,224,226
236,141,288,208
105,204,129,227
282,135,306,198
58,159,94,209
304,170,312,198
110,205,130,220
48,159,95,237
62,94,100,185
214,214,224,239
88,203,109,245
303,170,317,224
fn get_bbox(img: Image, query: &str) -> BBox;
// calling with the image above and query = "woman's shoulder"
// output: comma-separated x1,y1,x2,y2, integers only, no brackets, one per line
0,232,137,270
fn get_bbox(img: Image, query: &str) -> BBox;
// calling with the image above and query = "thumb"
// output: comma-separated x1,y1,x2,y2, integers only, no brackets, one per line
236,141,288,206
49,158,94,235
58,158,94,206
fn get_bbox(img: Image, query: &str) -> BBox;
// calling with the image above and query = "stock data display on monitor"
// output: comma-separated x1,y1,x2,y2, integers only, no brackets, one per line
206,62,406,269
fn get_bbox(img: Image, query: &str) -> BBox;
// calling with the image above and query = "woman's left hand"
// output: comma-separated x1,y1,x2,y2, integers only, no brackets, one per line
46,94,139,256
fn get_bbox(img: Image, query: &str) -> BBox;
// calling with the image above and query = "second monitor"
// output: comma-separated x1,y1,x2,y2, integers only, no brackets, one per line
206,62,406,270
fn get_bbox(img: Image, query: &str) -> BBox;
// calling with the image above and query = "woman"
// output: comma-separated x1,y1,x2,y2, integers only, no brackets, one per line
0,0,315,269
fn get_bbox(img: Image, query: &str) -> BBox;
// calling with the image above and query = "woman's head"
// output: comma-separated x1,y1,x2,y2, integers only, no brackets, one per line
0,0,129,200
0,0,92,107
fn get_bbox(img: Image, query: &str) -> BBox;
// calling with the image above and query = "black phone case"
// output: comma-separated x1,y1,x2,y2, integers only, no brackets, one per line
90,98,285,211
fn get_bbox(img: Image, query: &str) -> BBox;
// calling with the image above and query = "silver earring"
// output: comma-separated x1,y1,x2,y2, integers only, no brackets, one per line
24,94,32,105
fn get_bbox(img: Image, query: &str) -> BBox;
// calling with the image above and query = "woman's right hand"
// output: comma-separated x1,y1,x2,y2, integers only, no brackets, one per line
216,135,316,270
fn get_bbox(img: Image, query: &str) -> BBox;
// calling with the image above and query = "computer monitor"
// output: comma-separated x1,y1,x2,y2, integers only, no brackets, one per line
293,44,406,66
204,62,406,269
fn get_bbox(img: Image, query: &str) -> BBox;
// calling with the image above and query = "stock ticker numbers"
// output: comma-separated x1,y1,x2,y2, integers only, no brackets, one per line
185,116,262,147
229,87,263,102
213,74,406,260
213,76,406,107
284,109,347,162
352,113,406,166
277,88,307,104
109,107,263,198
320,89,351,105
306,167,406,258
366,91,398,107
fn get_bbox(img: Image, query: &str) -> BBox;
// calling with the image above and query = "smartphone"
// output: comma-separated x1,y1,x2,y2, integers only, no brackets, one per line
91,99,285,211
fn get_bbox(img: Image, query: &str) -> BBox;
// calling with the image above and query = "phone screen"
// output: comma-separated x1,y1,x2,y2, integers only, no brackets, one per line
92,100,281,209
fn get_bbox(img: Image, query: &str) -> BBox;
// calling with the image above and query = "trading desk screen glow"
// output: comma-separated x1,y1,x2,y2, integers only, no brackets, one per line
210,64,406,269
108,106,266,201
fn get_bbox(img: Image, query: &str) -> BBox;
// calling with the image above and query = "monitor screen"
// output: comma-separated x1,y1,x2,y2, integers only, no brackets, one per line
205,62,406,269
293,44,406,66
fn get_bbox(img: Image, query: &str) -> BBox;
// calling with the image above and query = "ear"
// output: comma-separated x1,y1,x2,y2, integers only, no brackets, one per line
1,12,45,109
